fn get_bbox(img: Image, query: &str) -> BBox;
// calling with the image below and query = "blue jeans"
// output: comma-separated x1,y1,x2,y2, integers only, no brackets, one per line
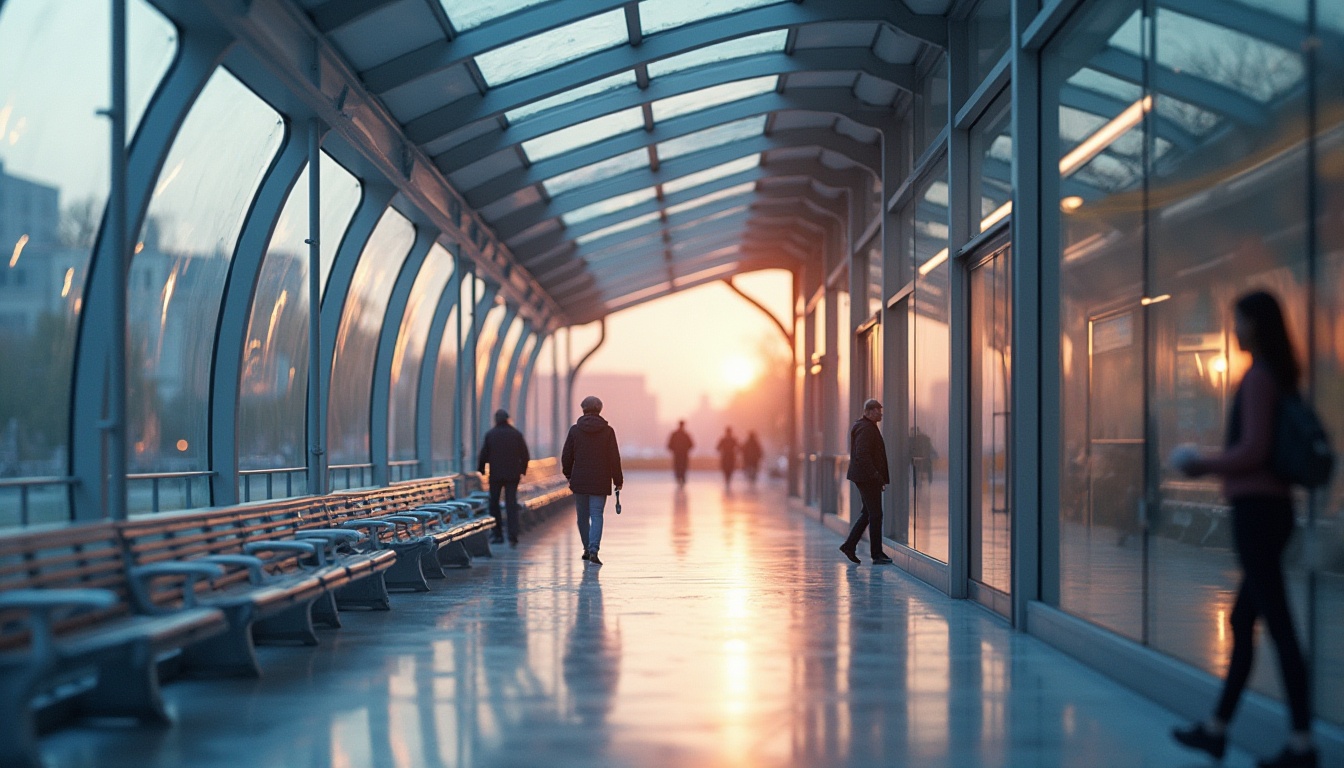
574,493,607,553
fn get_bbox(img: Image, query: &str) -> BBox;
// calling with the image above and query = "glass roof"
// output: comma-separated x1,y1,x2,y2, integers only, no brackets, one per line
664,181,756,216
646,30,788,79
543,149,650,197
576,210,663,246
522,107,644,162
562,187,658,226
506,72,637,124
656,116,767,160
639,0,789,36
474,9,629,87
438,0,550,33
663,154,760,194
1067,68,1142,103
651,76,779,122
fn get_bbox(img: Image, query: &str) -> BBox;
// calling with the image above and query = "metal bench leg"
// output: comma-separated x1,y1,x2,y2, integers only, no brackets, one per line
253,600,320,646
181,607,262,678
385,546,433,592
420,547,448,579
78,639,172,724
311,591,342,628
461,530,493,558
0,668,45,768
437,540,472,569
335,573,391,611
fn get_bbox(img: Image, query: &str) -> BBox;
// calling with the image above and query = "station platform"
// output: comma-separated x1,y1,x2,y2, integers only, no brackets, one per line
42,472,1257,767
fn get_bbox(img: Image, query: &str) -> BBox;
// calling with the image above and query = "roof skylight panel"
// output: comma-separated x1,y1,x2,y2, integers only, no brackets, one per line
438,0,551,33
646,30,788,79
507,72,637,124
474,9,630,87
522,107,645,162
664,181,756,216
650,76,778,122
562,188,658,226
576,210,663,246
543,149,650,197
657,116,766,161
639,0,789,36
662,155,759,195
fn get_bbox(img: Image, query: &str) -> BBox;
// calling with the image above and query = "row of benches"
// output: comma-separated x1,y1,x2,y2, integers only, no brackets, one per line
0,460,572,768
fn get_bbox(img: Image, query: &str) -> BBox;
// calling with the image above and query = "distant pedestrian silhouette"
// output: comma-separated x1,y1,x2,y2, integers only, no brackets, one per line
477,408,530,546
716,427,738,487
741,431,763,484
667,420,694,485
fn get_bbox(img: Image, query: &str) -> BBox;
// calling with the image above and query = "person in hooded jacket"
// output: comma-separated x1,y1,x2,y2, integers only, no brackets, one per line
562,396,624,565
478,408,530,546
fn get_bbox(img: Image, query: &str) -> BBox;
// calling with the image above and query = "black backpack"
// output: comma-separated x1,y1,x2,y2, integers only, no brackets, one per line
1272,393,1336,488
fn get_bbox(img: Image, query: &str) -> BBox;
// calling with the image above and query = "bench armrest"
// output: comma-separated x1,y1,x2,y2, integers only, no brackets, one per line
0,589,120,657
128,562,226,612
295,528,364,544
243,540,324,567
196,554,268,584
338,520,396,550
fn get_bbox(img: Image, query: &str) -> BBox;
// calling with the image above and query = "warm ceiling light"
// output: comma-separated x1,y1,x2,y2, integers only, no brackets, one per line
1140,294,1171,306
1060,196,1084,211
1060,95,1152,175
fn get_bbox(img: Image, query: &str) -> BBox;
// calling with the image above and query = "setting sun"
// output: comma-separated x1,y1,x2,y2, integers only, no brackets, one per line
721,355,759,390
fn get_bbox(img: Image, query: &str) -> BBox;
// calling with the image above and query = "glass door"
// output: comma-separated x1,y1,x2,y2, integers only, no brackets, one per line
968,240,1012,614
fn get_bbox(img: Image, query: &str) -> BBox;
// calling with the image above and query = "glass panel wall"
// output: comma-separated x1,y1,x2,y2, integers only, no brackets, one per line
969,92,1012,234
129,69,283,500
490,315,524,416
969,243,1011,593
0,0,175,524
328,208,416,467
917,53,949,159
390,244,455,466
967,0,1011,88
912,163,950,561
430,266,464,475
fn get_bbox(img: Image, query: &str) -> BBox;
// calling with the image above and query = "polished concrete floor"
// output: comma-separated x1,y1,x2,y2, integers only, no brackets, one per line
43,472,1264,767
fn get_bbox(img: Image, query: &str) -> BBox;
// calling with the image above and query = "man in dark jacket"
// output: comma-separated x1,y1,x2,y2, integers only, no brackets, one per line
478,409,530,546
562,396,624,565
667,421,694,485
840,399,893,565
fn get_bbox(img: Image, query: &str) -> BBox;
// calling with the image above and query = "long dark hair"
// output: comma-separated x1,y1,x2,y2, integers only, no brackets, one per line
1235,290,1299,395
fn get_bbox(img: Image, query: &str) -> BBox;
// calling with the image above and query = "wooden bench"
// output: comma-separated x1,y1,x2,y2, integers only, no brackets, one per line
0,522,228,767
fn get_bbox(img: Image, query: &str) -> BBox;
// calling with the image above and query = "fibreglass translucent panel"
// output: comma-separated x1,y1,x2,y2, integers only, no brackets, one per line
438,0,550,32
656,116,767,160
522,107,644,162
646,30,787,79
543,149,649,197
473,304,507,398
662,154,759,195
0,0,175,520
389,244,455,462
430,292,460,473
651,76,778,122
562,188,658,226
664,181,755,215
129,69,282,484
639,0,788,35
575,210,662,246
491,318,525,414
328,209,416,465
474,9,629,87
506,72,637,123
317,160,364,296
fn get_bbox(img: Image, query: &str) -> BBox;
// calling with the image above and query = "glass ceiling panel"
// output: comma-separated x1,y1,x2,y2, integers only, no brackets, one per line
651,76,778,122
657,116,766,160
1067,68,1142,103
507,72,637,124
562,187,658,226
639,0,789,36
646,30,788,79
522,107,644,162
438,0,550,33
663,154,759,194
664,181,755,216
576,210,663,246
474,9,629,87
543,149,649,197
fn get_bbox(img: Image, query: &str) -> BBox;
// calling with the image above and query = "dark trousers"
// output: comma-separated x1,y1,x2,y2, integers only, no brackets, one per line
1215,495,1311,731
673,454,689,484
489,479,520,543
842,482,886,557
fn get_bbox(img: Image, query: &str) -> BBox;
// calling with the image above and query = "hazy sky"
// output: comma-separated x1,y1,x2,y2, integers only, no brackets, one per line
559,269,794,422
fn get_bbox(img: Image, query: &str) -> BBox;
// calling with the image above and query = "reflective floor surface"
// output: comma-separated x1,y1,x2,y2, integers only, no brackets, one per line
43,472,1261,767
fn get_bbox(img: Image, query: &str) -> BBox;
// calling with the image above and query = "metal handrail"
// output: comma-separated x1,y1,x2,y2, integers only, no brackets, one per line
238,466,308,502
388,459,421,483
126,470,215,514
328,462,374,490
0,476,78,526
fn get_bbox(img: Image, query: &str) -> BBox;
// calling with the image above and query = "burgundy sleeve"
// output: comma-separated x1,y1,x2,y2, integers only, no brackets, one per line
1202,367,1278,476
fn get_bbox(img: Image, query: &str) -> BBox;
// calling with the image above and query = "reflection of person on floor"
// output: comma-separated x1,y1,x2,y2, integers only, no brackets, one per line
667,421,694,485
1169,291,1316,768
839,399,893,565
562,396,623,566
740,431,763,484
671,486,690,559
563,568,620,730
477,408,530,546
909,426,934,486
716,427,738,487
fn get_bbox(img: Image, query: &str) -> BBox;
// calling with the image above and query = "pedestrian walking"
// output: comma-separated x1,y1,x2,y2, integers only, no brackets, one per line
477,408,530,546
1170,291,1317,768
741,431,763,484
839,399,892,565
667,420,694,485
562,396,624,566
716,427,739,487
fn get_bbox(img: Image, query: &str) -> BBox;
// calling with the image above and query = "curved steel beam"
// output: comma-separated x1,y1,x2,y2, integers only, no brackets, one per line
565,318,606,419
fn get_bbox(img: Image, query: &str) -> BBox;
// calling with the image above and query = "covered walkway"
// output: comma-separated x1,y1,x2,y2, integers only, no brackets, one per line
44,472,1237,767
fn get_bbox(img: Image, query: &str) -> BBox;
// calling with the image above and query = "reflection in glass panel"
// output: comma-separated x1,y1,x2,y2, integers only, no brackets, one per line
474,10,629,87
506,72,637,124
522,107,645,162
970,93,1012,233
967,0,1011,89
328,209,416,466
562,188,657,226
918,53,948,157
130,70,283,479
390,245,456,464
0,0,175,523
663,155,759,195
240,154,361,479
650,76,778,122
639,0,787,36
657,116,767,161
835,287,850,455
646,30,787,79
438,0,549,33
969,245,1011,590
543,149,648,197
911,164,949,562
